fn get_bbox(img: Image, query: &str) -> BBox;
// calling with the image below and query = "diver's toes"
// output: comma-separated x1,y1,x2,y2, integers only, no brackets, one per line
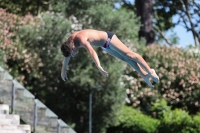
144,78,153,88
152,77,159,83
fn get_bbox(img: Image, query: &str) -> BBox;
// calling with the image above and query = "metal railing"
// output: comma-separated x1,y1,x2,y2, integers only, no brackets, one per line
0,66,76,133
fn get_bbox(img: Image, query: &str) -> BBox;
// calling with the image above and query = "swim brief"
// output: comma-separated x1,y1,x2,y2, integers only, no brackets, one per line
102,31,114,50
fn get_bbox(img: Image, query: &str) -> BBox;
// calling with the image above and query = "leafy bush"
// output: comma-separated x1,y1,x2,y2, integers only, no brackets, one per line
125,45,200,114
108,100,200,133
150,99,171,118
160,109,193,133
152,99,200,133
192,113,200,132
80,4,140,42
107,106,160,133
0,8,43,80
18,9,131,133
0,49,5,67
158,106,193,133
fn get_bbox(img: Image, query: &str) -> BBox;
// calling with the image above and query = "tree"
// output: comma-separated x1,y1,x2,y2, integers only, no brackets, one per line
0,0,51,16
121,0,155,46
107,106,160,133
18,12,126,132
80,4,140,42
135,0,155,46
153,0,200,46
107,100,200,133
0,2,141,132
0,49,5,68
121,0,200,46
123,44,200,115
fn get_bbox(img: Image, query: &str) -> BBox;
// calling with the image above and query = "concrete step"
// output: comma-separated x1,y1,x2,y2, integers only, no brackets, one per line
0,114,30,132
0,129,30,133
0,114,19,122
0,104,9,115
0,114,6,119
0,125,17,130
0,118,19,125
17,125,31,131
0,125,30,131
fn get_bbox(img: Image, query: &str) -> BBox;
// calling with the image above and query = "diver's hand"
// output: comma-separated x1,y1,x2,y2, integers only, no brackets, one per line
61,69,68,81
98,66,109,77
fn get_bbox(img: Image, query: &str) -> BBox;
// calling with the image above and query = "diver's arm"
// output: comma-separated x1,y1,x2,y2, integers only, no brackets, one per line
61,57,70,81
82,40,108,77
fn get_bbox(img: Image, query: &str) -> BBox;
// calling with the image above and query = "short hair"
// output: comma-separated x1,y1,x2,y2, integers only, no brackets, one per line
61,37,73,57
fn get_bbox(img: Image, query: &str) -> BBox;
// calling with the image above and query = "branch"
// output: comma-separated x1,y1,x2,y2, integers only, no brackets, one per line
156,29,173,46
178,12,190,30
154,12,173,46
180,0,199,46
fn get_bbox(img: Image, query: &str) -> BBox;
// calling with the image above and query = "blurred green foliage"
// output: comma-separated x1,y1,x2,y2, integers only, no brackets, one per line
0,0,50,15
0,2,139,132
122,0,200,46
109,106,160,133
108,99,200,133
124,45,200,115
80,4,140,42
63,0,118,18
0,49,5,68
1,0,200,133
156,99,200,133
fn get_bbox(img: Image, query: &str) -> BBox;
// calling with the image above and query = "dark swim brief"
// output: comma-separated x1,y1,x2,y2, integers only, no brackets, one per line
102,31,114,50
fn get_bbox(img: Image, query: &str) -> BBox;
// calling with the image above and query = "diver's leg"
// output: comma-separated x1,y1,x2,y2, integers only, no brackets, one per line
109,35,159,84
104,48,145,75
104,48,154,87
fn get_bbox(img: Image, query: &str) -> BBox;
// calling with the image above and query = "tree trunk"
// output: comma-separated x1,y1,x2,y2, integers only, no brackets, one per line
135,0,155,46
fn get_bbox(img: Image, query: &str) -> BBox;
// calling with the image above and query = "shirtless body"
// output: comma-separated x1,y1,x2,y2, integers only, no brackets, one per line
60,29,159,87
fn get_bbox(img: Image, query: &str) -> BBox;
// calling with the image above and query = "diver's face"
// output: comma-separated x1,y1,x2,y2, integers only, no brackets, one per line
71,46,79,57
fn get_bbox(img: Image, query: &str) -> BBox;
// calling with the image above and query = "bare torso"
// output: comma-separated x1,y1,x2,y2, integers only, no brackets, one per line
61,29,160,87
70,29,108,47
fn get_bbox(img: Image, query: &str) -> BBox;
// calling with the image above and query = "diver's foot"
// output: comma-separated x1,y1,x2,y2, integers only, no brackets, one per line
142,74,154,88
150,69,159,83
141,69,159,88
